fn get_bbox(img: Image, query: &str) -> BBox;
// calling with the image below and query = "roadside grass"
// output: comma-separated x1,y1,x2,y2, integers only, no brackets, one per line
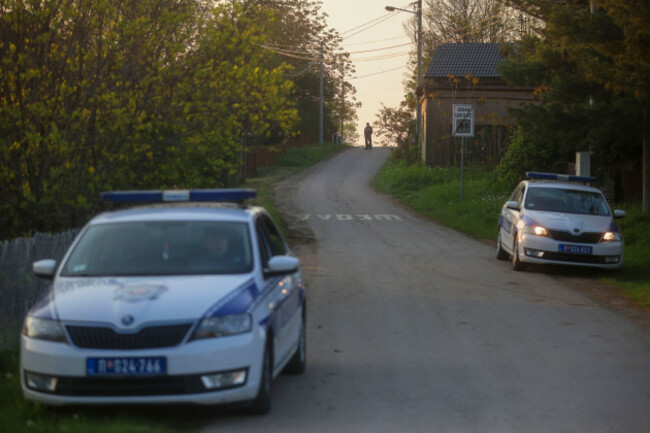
374,159,510,240
1,326,176,433
374,157,650,309
602,204,650,309
0,142,348,433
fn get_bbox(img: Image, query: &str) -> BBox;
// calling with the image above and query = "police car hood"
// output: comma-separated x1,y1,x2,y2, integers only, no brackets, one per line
45,275,256,327
527,210,613,233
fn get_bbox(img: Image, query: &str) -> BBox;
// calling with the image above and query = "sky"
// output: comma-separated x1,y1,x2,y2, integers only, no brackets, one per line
318,0,420,145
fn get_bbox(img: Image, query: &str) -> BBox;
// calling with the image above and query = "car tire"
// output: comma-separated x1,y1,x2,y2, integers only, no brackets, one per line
283,310,306,375
512,235,527,271
248,338,273,415
496,230,509,260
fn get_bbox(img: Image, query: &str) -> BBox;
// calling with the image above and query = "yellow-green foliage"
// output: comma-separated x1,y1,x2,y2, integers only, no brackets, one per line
0,0,299,239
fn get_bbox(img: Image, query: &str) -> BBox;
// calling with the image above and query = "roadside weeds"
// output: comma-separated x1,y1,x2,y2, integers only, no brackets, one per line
372,157,650,331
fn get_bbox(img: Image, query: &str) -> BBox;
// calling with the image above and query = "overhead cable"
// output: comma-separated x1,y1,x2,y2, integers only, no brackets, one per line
345,35,410,46
257,13,504,65
352,65,408,80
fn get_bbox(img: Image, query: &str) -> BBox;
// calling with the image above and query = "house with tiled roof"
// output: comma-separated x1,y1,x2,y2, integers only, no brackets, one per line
420,43,536,166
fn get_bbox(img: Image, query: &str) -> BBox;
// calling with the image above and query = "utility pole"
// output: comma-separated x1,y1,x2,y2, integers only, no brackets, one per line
341,76,345,143
340,68,345,143
416,0,422,153
641,109,650,215
386,1,423,159
319,41,324,145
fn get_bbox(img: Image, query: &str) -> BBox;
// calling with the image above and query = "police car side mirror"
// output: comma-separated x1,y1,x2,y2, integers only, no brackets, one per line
506,200,520,211
264,256,300,278
33,259,57,279
613,209,626,219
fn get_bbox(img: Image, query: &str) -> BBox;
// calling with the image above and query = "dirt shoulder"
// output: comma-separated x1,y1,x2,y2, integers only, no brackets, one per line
553,273,650,332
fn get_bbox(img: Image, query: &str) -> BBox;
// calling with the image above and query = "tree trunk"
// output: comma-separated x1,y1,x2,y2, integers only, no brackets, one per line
642,109,650,214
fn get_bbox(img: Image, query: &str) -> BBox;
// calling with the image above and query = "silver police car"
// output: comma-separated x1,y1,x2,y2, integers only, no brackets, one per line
497,173,626,271
21,189,306,414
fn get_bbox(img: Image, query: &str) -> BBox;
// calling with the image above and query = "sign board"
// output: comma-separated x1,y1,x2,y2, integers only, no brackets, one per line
453,104,474,137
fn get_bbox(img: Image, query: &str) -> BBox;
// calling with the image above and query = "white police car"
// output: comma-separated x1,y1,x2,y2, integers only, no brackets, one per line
497,172,626,271
21,189,306,413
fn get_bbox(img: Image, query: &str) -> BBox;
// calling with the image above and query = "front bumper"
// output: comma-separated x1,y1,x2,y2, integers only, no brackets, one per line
20,327,266,406
518,233,623,270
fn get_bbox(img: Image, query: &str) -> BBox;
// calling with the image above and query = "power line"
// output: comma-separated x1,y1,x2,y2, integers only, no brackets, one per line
340,2,414,40
348,42,413,54
343,14,399,40
260,44,319,56
340,12,393,35
339,1,414,35
259,45,321,62
257,13,504,65
349,51,411,62
345,35,410,46
259,43,411,63
352,65,408,80
262,41,413,56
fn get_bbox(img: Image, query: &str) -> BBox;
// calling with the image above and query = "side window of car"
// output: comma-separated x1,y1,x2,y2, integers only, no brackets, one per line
508,183,521,202
514,184,526,206
256,215,288,270
256,219,273,268
262,215,287,256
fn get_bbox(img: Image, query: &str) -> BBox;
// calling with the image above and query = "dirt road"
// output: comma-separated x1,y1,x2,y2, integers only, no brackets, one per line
201,147,650,432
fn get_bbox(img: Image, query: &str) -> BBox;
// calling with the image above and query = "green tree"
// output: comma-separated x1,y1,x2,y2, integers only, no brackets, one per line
375,101,417,162
162,2,299,187
423,0,517,47
499,0,647,204
236,0,359,141
0,0,300,239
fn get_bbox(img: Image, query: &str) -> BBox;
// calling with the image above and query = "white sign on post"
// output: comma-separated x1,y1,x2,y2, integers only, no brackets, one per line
453,104,474,137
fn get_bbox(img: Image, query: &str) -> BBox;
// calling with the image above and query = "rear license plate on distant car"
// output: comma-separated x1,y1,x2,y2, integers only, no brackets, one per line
87,357,166,376
558,244,592,255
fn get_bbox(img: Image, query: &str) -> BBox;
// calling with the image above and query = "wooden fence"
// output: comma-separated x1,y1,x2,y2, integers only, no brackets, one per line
241,133,320,179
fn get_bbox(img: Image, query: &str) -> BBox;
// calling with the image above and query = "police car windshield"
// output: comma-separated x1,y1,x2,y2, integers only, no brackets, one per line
60,221,253,276
524,187,610,216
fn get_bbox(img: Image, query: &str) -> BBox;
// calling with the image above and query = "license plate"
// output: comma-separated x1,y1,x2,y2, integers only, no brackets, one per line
87,357,166,376
558,244,592,255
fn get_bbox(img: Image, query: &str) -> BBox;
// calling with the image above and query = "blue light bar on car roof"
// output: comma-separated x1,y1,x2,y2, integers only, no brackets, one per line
525,172,598,183
100,189,256,203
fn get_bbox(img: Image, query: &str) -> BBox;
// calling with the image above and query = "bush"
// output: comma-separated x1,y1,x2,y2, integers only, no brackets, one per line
495,129,568,187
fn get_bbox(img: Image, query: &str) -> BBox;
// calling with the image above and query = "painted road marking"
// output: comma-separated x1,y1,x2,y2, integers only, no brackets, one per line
298,214,403,221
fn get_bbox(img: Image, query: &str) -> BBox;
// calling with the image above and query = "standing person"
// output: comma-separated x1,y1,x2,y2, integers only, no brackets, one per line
364,122,373,149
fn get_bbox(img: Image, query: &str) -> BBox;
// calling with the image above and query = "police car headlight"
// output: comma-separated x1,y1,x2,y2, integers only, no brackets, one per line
191,314,252,340
523,224,549,237
22,317,68,343
601,231,621,242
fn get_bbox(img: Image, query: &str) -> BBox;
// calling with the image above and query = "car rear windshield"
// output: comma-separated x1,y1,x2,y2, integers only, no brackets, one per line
525,187,610,216
60,221,253,276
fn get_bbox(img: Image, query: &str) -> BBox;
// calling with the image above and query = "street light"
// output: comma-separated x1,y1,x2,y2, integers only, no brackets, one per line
385,1,423,152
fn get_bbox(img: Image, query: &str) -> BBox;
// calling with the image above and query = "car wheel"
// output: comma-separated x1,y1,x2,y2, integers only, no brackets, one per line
248,338,272,415
512,235,527,271
496,230,509,260
283,310,306,375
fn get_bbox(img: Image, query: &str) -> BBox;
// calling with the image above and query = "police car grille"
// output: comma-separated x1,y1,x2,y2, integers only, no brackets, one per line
53,375,209,396
540,252,611,264
66,324,193,349
548,230,602,244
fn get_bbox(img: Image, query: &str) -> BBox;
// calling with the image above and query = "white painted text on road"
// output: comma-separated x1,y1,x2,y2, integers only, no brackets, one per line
298,214,403,221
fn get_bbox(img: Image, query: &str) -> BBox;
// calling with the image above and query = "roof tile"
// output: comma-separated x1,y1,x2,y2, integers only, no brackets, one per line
425,43,506,78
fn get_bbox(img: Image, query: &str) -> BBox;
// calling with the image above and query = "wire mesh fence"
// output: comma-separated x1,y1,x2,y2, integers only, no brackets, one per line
0,230,80,329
